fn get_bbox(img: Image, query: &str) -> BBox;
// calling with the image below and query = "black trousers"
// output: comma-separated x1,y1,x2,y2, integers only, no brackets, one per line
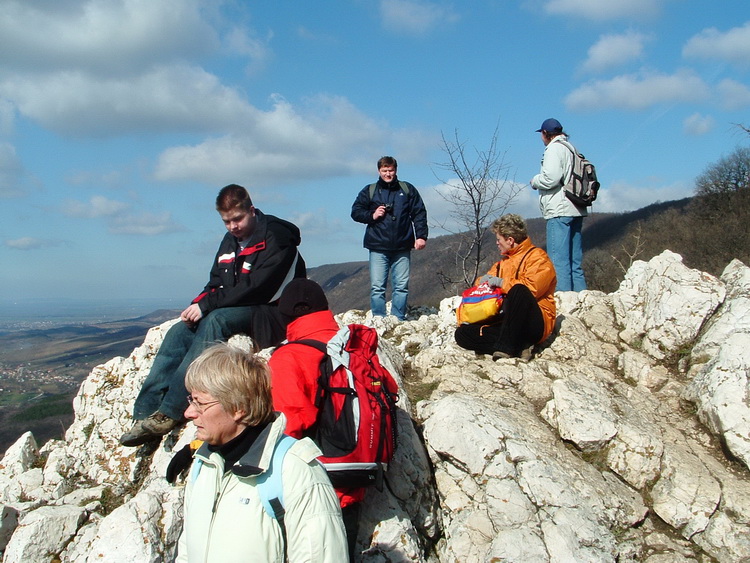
342,502,361,562
454,284,545,356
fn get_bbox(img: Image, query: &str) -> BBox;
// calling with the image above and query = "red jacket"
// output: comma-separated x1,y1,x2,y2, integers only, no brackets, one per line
269,310,364,507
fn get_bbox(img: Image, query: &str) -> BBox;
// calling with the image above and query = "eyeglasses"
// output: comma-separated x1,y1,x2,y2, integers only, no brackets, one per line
187,395,220,414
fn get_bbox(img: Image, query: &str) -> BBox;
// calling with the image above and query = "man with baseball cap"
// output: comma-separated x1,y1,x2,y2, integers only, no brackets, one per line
530,118,587,292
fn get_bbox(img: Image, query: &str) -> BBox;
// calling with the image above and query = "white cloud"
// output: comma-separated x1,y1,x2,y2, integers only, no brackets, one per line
581,31,649,73
223,26,274,75
379,0,459,35
717,79,750,111
109,211,183,235
0,1,271,137
4,237,53,250
154,94,433,188
0,0,219,75
593,179,691,213
543,0,664,21
0,65,255,137
0,142,27,198
61,195,130,218
421,180,534,235
0,98,15,136
683,113,715,136
60,196,182,235
565,70,710,111
683,21,750,67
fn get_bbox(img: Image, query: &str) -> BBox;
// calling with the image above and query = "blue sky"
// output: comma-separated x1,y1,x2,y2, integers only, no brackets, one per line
1,0,749,305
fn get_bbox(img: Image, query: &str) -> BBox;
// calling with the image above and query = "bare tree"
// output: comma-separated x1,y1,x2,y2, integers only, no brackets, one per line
612,222,646,274
694,146,750,196
433,126,522,288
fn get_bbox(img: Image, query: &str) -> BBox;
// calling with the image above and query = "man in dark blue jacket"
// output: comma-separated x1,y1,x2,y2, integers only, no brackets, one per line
120,184,306,447
351,156,428,321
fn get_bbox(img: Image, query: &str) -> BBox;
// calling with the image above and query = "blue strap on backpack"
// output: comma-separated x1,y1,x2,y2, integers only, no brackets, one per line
256,434,297,560
256,434,296,518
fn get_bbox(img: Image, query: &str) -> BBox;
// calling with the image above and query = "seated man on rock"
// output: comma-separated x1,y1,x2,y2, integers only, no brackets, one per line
120,184,306,447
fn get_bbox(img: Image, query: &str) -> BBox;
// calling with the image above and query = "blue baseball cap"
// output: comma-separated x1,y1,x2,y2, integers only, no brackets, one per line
536,118,563,133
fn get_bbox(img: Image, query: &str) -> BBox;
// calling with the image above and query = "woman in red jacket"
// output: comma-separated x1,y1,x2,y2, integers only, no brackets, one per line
455,214,557,360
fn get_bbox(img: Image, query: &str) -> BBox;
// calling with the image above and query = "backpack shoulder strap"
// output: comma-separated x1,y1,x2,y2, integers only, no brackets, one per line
369,181,410,199
285,338,328,353
257,434,297,517
256,434,297,561
557,138,578,156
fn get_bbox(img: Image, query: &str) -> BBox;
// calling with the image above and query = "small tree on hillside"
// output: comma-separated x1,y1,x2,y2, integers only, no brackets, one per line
694,146,750,197
433,126,522,288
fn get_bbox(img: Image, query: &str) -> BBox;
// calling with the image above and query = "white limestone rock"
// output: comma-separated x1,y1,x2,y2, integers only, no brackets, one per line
684,259,750,470
0,504,19,551
612,250,725,361
650,445,721,538
64,487,177,563
419,393,647,562
0,432,38,479
3,504,86,563
618,348,671,390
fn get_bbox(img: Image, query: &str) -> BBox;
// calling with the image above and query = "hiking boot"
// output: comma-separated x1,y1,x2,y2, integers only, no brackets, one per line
119,412,181,447
519,346,535,363
492,350,511,361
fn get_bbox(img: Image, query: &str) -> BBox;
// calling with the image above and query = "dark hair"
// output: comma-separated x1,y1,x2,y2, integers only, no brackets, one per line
377,156,398,170
216,184,253,212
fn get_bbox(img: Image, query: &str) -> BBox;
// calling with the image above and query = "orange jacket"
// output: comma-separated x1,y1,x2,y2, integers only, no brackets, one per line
484,237,557,342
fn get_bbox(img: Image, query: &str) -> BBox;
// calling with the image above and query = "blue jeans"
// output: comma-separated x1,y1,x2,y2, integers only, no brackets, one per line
369,250,411,320
546,216,586,292
132,305,284,421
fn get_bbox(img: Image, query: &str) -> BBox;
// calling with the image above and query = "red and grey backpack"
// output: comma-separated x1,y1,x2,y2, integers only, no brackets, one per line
287,324,399,489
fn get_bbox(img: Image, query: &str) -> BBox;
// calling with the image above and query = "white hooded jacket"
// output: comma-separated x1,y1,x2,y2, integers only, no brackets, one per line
175,413,348,563
530,135,587,219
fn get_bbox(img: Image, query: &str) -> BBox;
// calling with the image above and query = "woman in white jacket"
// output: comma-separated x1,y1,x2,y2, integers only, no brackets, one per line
530,117,587,292
175,343,347,563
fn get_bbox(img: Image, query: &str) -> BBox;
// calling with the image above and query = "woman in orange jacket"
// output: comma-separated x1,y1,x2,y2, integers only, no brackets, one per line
455,214,557,360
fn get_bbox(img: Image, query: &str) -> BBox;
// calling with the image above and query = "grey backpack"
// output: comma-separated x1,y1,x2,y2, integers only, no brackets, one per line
558,139,600,207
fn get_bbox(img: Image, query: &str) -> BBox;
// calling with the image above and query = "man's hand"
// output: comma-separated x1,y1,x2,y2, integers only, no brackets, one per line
180,303,203,325
372,205,387,221
414,238,427,250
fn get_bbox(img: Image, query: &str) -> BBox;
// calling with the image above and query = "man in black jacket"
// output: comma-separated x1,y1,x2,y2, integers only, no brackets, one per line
350,156,428,321
120,184,306,447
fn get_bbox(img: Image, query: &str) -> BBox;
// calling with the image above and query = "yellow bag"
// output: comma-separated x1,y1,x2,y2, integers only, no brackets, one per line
456,282,505,325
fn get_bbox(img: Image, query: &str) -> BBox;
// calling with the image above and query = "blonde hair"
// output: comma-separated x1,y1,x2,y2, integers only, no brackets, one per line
185,343,274,426
491,214,528,243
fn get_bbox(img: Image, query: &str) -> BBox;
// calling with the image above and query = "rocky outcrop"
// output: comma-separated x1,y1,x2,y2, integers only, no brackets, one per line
2,250,750,562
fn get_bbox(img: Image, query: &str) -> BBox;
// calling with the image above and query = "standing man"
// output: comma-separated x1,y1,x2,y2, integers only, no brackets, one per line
351,156,428,320
530,118,587,292
120,184,306,447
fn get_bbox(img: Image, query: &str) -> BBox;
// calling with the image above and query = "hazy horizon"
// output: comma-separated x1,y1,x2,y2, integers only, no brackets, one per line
0,297,183,330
